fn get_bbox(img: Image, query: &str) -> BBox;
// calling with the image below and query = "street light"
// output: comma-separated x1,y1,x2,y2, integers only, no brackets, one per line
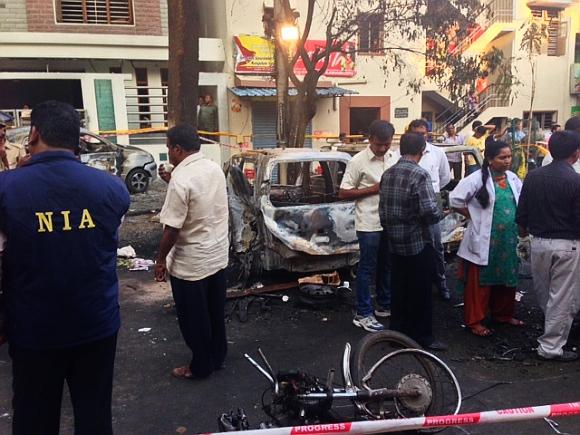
280,23,299,43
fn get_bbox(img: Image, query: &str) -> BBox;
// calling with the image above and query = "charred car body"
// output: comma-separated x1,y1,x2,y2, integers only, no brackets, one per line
225,145,483,285
225,149,358,286
7,127,157,194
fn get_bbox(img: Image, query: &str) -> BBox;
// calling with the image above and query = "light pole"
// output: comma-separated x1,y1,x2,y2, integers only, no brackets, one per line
274,0,299,147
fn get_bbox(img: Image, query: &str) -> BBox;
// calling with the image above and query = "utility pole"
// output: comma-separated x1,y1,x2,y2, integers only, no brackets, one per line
167,0,199,127
274,0,289,147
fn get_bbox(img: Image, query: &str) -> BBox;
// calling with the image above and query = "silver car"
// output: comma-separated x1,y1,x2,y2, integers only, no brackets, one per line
7,127,157,194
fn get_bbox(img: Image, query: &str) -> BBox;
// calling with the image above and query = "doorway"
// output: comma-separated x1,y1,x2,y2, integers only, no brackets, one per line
349,107,380,136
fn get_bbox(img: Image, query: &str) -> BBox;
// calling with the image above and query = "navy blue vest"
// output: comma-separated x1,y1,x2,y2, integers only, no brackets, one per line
0,151,130,349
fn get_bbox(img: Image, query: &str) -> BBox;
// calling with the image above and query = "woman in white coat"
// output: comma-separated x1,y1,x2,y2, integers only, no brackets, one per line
449,141,523,337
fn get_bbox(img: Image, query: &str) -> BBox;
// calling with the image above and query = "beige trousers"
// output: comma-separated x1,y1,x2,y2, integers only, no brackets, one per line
531,237,580,358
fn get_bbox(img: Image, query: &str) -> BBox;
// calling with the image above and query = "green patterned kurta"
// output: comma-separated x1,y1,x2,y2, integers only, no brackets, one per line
479,177,519,287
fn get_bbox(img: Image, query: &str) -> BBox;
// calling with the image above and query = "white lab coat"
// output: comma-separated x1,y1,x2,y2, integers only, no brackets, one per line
449,169,522,266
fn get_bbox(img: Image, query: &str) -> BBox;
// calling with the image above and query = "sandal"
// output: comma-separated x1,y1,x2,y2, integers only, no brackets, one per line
171,366,194,380
469,325,493,337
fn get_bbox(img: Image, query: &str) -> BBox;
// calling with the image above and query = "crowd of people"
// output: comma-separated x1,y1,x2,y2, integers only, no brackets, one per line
340,116,580,359
0,100,578,434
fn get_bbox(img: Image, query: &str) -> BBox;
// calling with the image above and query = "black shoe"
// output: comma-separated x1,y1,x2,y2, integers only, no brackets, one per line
537,350,578,362
424,340,448,351
439,288,451,301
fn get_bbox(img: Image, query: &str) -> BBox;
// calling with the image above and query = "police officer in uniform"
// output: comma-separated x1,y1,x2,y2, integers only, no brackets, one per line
0,101,130,435
0,127,27,170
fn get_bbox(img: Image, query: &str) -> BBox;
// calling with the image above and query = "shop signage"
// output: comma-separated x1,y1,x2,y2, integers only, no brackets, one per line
234,35,356,78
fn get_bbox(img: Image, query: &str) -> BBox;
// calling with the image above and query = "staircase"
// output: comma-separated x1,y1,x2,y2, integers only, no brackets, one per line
432,84,513,135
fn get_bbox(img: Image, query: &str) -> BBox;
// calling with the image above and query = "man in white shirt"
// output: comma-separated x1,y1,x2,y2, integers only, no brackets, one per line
409,119,452,300
339,120,400,332
443,123,465,179
155,124,229,380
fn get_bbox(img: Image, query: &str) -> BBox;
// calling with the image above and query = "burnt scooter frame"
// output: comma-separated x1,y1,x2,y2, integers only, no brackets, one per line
244,341,462,426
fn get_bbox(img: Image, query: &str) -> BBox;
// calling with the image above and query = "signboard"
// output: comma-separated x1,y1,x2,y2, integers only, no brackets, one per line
234,35,355,78
234,35,276,75
294,40,355,77
394,107,409,118
571,64,580,95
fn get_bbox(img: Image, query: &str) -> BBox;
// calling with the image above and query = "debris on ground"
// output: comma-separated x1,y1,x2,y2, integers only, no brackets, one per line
297,271,341,286
227,281,297,299
138,328,152,333
129,259,155,271
117,245,137,258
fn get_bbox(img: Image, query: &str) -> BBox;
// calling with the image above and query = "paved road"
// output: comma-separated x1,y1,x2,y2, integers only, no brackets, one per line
2,267,580,435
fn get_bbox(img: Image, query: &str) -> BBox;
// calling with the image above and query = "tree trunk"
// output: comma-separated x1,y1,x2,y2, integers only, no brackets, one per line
167,0,199,127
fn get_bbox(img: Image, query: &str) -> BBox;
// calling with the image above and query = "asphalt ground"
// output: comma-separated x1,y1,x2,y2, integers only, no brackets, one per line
2,264,580,435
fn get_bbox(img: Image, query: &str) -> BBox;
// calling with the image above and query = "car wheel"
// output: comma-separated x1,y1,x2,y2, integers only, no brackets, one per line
126,168,150,194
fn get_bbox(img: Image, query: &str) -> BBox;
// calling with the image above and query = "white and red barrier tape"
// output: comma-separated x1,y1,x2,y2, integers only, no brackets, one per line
203,402,580,435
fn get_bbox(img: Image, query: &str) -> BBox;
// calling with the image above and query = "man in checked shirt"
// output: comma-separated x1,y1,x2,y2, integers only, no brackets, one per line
379,133,447,351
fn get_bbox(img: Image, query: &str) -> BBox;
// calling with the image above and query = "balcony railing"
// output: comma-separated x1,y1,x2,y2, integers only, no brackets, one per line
451,0,514,54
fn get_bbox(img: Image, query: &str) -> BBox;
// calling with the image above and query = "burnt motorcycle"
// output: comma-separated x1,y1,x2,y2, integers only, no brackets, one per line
219,331,461,433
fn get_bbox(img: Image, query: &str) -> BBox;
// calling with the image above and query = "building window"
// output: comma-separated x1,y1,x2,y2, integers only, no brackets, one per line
529,7,562,56
575,34,580,63
56,0,134,25
523,111,557,129
358,13,383,53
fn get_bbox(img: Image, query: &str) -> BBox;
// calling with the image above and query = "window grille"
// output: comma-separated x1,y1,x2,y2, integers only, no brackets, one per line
56,0,133,25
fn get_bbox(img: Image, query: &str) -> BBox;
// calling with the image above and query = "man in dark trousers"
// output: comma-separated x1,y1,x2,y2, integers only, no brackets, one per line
0,100,130,434
155,124,229,380
379,133,447,351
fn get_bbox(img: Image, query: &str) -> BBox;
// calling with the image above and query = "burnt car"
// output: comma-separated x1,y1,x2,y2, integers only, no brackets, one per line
6,127,157,194
225,149,358,285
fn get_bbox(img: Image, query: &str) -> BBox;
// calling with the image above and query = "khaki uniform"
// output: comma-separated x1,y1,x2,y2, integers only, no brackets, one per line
0,141,27,171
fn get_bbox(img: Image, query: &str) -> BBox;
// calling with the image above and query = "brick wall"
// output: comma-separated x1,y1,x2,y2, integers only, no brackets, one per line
0,0,28,32
159,0,167,36
25,0,162,35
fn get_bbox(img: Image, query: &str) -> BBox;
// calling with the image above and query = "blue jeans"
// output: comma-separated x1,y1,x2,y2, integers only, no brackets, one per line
356,231,391,316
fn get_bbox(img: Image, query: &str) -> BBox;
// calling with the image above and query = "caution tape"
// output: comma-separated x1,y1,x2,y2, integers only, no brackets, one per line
202,401,580,435
98,127,237,138
97,126,368,142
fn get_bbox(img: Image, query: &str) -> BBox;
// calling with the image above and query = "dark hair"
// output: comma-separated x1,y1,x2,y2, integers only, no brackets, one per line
475,140,511,208
30,100,80,150
408,119,429,131
445,123,455,130
564,116,580,133
549,131,580,160
166,124,200,152
472,120,482,130
368,120,395,142
551,124,561,132
475,126,487,136
400,133,426,156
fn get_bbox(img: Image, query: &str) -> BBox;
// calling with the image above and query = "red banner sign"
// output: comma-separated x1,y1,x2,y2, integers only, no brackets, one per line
234,35,355,78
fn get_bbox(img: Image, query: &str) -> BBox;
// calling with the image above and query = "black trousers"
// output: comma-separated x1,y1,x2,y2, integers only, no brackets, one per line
170,268,227,378
10,333,117,435
390,246,435,347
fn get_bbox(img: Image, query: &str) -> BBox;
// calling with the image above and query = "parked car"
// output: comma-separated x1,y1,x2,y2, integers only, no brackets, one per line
6,127,157,194
225,148,358,286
